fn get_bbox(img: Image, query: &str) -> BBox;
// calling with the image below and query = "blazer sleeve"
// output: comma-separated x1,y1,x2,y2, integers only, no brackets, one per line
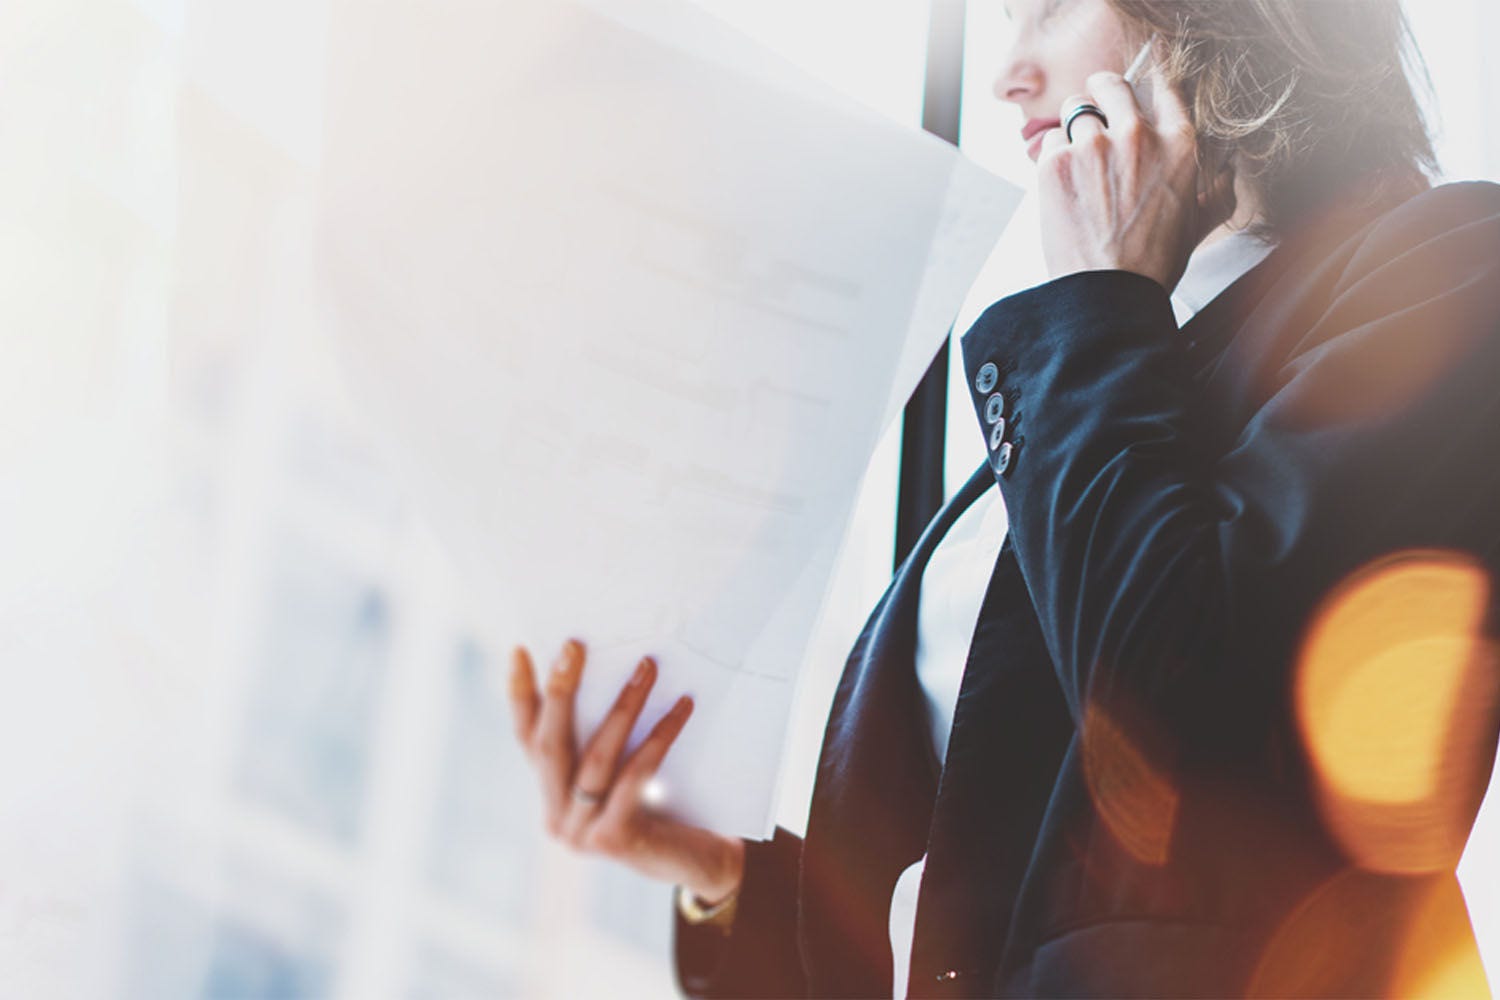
673,825,807,998
957,182,1500,764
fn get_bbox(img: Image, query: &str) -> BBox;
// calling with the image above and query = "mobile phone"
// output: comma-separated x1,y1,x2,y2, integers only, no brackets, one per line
1123,33,1231,177
1122,35,1158,117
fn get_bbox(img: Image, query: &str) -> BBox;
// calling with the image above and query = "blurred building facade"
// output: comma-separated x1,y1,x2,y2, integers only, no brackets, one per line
1,0,1496,997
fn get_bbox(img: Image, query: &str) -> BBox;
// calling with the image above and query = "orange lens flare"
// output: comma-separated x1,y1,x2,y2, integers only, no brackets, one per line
1295,549,1500,873
1249,868,1489,997
1273,290,1477,430
1388,875,1492,999
1081,702,1179,867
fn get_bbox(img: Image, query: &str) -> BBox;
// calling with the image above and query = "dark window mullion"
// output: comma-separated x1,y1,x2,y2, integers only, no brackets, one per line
895,0,967,570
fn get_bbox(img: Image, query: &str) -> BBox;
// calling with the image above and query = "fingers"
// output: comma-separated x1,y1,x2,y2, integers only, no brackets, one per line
595,695,694,835
557,656,658,844
1081,73,1141,137
1141,63,1195,144
1058,92,1107,144
508,646,540,745
533,638,585,835
516,643,694,868
1063,70,1192,151
1039,125,1069,162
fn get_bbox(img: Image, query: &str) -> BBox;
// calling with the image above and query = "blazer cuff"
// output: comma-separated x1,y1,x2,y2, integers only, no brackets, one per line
958,268,1180,489
673,826,805,998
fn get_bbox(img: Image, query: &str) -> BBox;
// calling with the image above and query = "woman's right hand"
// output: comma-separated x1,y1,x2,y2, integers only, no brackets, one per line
508,639,746,906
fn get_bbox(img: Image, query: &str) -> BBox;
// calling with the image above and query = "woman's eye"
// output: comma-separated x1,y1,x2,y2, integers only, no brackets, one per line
1039,0,1071,23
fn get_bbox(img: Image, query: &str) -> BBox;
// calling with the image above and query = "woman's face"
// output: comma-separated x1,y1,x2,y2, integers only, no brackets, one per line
993,0,1138,161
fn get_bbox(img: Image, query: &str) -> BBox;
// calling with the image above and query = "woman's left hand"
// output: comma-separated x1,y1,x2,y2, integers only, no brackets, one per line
1037,69,1238,294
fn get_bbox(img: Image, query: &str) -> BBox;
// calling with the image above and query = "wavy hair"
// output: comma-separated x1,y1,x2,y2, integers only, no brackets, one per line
1107,0,1440,241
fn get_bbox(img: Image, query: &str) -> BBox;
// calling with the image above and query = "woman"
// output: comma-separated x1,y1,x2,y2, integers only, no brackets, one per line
510,0,1500,995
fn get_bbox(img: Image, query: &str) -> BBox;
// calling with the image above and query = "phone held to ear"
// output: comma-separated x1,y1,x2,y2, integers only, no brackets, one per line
1123,33,1233,184
1122,34,1159,118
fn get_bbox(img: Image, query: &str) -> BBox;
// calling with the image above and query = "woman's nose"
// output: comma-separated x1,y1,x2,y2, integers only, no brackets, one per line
992,53,1043,106
990,28,1050,106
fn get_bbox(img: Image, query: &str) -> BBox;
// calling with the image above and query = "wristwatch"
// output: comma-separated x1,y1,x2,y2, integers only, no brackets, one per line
674,883,739,931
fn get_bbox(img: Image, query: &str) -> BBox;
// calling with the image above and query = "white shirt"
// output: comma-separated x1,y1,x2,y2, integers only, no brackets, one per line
887,231,1275,999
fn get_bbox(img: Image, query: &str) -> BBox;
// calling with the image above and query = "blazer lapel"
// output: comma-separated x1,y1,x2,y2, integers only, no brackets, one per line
799,462,999,997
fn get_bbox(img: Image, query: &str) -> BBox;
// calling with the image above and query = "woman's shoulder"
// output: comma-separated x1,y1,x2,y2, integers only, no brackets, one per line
1310,178,1500,294
1353,179,1500,257
1406,178,1500,212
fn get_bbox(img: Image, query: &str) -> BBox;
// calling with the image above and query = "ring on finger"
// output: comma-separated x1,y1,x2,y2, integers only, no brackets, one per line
571,784,607,807
1064,103,1109,143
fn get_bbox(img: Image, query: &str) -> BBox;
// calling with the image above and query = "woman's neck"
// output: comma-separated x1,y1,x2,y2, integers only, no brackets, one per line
1200,166,1266,249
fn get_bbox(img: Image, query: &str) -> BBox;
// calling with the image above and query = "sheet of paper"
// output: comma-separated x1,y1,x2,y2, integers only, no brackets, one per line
315,0,1022,838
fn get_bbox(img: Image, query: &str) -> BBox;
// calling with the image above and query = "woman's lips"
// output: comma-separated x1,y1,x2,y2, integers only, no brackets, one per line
1022,118,1061,161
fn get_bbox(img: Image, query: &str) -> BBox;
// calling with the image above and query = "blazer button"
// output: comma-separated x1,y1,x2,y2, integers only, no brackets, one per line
974,362,999,394
988,418,1007,451
995,440,1014,475
984,392,1005,424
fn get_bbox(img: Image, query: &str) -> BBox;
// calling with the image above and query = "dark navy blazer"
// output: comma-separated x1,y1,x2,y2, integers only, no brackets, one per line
675,178,1500,998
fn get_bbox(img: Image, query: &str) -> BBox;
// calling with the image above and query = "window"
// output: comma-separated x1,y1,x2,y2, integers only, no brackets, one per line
6,0,1494,995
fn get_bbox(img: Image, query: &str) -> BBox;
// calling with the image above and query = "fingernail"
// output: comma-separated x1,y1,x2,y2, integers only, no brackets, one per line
676,694,694,716
631,657,655,686
548,654,580,693
562,639,585,675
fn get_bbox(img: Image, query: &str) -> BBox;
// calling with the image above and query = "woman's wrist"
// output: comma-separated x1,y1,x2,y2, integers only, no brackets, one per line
676,838,743,930
685,836,744,907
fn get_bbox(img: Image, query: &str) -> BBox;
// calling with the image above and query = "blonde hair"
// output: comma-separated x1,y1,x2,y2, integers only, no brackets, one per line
1109,0,1439,240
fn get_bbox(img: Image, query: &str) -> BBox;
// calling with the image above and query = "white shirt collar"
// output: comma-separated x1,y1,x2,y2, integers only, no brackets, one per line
1170,229,1277,327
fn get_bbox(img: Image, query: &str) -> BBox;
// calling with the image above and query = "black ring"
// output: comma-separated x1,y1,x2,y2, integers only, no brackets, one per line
1064,103,1109,142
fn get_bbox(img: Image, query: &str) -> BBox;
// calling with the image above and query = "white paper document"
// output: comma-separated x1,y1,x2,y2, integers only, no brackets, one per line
316,0,1022,838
